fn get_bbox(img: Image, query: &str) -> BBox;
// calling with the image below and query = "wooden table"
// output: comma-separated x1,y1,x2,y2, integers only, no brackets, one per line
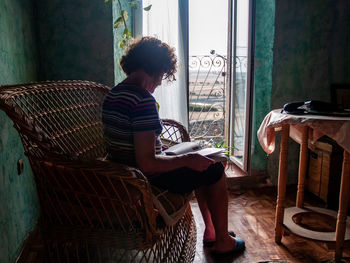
258,110,350,262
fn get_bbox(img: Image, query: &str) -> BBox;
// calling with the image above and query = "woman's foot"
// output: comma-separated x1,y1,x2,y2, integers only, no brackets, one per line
203,228,216,244
212,236,245,254
203,230,236,248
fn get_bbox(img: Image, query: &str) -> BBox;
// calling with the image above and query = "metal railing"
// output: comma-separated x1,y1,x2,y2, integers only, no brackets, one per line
188,53,226,145
188,53,247,148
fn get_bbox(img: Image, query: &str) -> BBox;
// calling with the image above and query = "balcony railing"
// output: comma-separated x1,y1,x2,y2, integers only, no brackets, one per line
188,53,247,148
189,54,226,146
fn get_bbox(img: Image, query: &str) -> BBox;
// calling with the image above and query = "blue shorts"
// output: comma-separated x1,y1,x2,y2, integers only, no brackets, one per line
147,162,225,194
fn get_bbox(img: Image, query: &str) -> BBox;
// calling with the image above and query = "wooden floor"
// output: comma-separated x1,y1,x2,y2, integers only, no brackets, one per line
17,186,350,263
191,186,350,263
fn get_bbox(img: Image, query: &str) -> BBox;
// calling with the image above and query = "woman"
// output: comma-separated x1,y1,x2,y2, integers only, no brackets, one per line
102,36,245,254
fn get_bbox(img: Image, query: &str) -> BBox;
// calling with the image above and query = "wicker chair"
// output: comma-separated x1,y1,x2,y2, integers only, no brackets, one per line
0,80,196,262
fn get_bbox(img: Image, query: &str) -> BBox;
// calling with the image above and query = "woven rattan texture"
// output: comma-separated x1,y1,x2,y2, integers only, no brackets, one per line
1,81,196,262
0,80,109,160
38,207,196,263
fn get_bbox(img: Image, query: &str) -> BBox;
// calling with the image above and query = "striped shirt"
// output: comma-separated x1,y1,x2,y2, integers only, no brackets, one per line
102,83,163,167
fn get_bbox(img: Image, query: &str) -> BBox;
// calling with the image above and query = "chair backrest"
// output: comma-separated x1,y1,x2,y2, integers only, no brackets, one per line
0,80,194,248
0,80,110,161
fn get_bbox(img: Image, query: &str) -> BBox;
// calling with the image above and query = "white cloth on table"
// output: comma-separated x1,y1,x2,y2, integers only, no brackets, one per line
257,109,350,154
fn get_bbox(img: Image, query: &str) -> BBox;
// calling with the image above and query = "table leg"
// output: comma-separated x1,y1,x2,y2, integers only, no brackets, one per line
296,126,308,208
275,124,290,243
335,151,350,262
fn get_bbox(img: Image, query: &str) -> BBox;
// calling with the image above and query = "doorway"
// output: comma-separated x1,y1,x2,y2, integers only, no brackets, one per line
189,0,254,173
227,0,254,172
138,0,255,173
188,0,229,148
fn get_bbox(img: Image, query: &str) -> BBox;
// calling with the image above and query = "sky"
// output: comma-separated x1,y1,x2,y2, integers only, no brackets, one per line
189,0,249,57
142,0,249,57
189,0,229,56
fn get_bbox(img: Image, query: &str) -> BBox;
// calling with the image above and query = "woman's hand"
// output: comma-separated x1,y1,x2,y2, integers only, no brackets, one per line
184,153,215,172
134,130,215,173
161,144,170,150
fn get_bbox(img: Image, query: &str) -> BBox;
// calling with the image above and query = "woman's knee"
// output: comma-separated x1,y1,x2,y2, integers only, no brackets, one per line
205,162,225,185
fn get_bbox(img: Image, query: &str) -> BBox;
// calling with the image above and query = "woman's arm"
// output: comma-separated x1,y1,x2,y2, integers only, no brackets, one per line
134,130,214,174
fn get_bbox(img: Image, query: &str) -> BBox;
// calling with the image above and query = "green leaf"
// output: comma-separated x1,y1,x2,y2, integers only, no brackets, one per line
211,139,236,157
104,0,114,2
118,39,126,49
129,1,140,9
121,10,128,21
114,16,124,28
123,28,129,38
143,4,152,11
127,29,132,38
123,28,132,39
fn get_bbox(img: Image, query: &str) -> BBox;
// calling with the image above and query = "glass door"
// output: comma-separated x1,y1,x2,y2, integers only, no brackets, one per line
228,0,254,171
188,0,229,146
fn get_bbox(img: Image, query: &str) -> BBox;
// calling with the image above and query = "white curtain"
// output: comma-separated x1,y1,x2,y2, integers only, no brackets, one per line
140,0,188,128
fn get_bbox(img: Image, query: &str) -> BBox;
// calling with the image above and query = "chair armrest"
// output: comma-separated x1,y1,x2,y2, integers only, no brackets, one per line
161,119,190,145
37,158,157,243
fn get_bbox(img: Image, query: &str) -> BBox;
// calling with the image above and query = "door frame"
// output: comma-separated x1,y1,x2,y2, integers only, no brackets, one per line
226,0,255,172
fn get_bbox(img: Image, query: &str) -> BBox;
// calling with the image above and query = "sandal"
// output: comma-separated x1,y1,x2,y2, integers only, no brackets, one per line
203,230,236,248
211,237,245,254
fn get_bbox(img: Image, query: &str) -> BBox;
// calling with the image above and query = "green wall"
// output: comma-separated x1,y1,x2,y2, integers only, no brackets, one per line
251,0,275,172
0,1,40,262
34,0,115,87
267,0,350,184
113,1,133,84
0,1,122,262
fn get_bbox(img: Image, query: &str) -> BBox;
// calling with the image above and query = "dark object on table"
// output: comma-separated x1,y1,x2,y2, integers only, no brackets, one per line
282,100,350,116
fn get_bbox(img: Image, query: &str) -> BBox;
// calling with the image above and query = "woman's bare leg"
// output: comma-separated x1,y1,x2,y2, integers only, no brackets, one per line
195,189,215,241
197,174,237,252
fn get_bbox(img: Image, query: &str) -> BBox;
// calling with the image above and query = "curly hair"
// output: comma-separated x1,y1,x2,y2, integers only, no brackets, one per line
120,37,177,82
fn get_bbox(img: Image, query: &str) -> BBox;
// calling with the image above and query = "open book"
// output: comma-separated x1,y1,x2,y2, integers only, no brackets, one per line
163,142,228,162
